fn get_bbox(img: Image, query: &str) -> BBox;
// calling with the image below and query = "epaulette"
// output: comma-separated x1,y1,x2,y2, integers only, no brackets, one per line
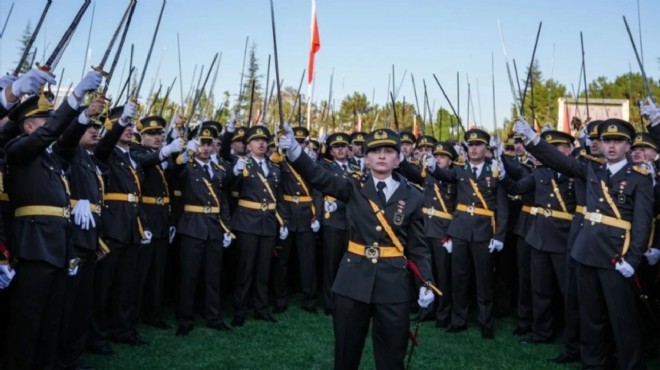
633,165,651,176
578,150,606,164
213,162,226,172
454,160,465,167
406,179,424,192
323,158,332,164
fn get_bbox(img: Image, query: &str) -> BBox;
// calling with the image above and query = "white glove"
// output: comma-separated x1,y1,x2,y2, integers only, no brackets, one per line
417,287,434,308
615,260,635,278
68,259,79,277
426,154,436,172
161,138,184,158
11,69,57,97
513,118,537,143
223,233,232,248
311,219,320,233
0,264,16,289
324,200,337,213
233,156,248,176
185,139,199,154
640,97,660,127
71,199,96,230
442,239,453,253
319,133,327,144
645,248,660,266
494,159,506,180
73,71,103,100
279,226,289,240
0,75,18,90
168,226,176,244
281,124,302,161
488,239,504,253
119,101,137,126
141,230,153,245
227,115,238,133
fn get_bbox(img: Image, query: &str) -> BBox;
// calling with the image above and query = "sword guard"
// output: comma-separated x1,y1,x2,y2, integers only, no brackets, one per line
92,65,109,78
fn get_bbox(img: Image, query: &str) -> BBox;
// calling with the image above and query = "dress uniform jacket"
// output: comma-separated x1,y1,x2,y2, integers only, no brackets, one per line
429,158,509,243
501,155,535,239
5,100,80,268
290,152,433,304
319,160,357,231
279,160,321,232
527,138,653,270
175,159,230,241
131,145,171,240
94,122,147,245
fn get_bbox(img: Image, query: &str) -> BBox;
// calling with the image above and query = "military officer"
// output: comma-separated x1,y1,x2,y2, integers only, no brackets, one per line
349,132,367,172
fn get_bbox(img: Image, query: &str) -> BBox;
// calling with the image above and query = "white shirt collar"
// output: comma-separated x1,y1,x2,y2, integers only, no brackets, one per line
468,161,485,177
606,158,628,176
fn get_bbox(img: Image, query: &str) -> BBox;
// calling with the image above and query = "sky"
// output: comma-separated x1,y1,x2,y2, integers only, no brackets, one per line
0,0,658,133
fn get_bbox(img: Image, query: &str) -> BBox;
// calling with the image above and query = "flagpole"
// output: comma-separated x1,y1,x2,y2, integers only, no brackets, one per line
307,0,320,131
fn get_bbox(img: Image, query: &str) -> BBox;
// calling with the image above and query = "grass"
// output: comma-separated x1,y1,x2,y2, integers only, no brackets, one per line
79,297,644,370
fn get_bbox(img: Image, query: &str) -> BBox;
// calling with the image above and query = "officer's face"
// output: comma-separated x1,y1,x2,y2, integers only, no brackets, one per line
419,147,431,158
119,125,134,144
247,138,267,158
631,147,646,165
435,154,452,169
198,141,213,160
365,146,399,177
467,142,486,163
231,141,245,155
331,144,348,161
141,131,163,149
514,141,525,156
601,138,630,163
352,143,363,157
80,125,100,148
590,138,601,155
212,139,221,155
401,142,413,157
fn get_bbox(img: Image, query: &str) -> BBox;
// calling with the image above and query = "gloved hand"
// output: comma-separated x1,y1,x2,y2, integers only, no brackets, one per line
279,227,289,240
226,114,238,133
488,239,504,253
0,75,18,90
304,147,318,161
161,138,184,158
72,199,96,230
311,219,320,233
442,239,453,253
233,156,248,176
426,154,436,172
141,230,153,245
168,226,176,244
0,264,16,289
513,118,537,143
68,258,80,277
119,101,137,126
615,259,634,278
185,139,199,154
640,97,660,127
280,124,301,160
82,96,107,121
494,159,506,180
11,69,57,97
318,133,327,144
73,71,103,100
417,287,434,308
222,233,232,248
324,200,337,213
645,248,660,266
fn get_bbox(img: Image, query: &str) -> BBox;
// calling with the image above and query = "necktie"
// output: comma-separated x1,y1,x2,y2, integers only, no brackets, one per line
123,151,133,168
472,166,478,179
202,164,211,180
341,164,347,172
376,181,387,205
260,161,268,176
606,168,612,182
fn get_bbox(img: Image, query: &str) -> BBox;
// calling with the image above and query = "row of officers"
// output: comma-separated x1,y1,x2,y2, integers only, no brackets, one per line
0,68,660,369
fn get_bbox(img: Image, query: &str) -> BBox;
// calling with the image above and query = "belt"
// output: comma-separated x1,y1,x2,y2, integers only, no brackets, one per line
184,205,220,214
456,203,494,217
521,205,533,214
142,196,170,206
422,207,453,220
238,199,276,211
576,205,586,215
584,211,631,231
70,199,102,215
15,205,70,218
0,193,8,202
348,241,403,263
283,194,313,204
105,193,139,203
528,206,573,221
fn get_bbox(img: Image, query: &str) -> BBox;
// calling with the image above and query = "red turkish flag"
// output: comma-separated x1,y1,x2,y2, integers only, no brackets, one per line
308,0,320,84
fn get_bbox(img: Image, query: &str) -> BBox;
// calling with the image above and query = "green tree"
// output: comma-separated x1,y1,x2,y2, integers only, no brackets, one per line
15,22,33,74
235,43,263,125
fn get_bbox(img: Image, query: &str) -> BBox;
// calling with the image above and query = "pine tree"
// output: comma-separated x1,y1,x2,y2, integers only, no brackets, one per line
15,22,33,74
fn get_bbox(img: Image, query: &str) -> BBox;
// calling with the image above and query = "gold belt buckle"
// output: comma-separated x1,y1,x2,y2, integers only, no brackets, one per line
530,207,538,216
466,205,475,216
63,208,71,218
589,213,602,224
127,193,137,203
365,243,380,264
203,206,212,214
292,195,299,204
156,197,164,205
543,208,552,218
261,203,269,211
92,204,101,214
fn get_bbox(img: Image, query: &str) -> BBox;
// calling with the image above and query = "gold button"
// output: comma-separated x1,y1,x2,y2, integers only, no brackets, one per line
376,226,382,232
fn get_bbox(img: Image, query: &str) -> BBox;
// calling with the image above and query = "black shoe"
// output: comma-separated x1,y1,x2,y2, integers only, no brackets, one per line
254,312,277,323
481,328,494,339
302,306,318,314
520,336,552,345
144,318,172,329
207,322,232,332
87,344,115,356
273,305,288,314
230,316,245,327
446,325,467,333
512,326,532,336
175,323,193,336
549,353,579,364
